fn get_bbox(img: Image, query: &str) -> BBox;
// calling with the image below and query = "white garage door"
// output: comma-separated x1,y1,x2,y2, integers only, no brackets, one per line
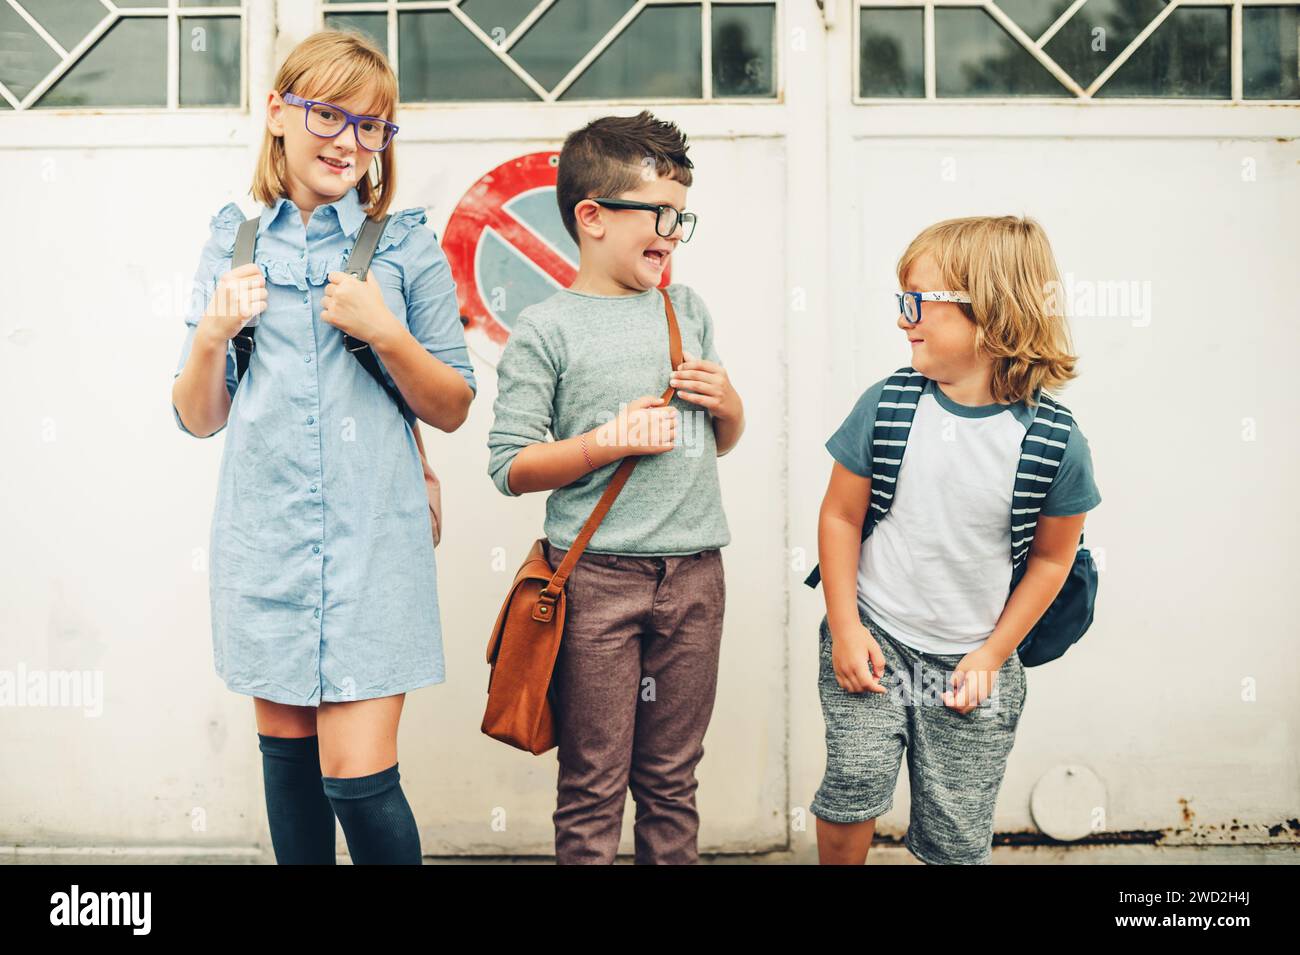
802,0,1300,844
1,0,1297,857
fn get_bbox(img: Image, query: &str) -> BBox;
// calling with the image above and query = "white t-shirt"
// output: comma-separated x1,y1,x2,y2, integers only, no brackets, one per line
825,375,1100,654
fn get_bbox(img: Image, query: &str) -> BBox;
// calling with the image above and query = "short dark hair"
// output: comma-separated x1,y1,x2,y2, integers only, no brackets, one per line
556,110,694,245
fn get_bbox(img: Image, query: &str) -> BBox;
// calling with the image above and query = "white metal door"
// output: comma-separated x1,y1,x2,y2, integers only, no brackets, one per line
801,0,1300,847
0,0,792,857
350,7,794,856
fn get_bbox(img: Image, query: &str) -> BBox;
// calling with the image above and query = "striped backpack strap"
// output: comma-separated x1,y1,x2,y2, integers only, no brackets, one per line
803,366,923,589
1009,390,1074,582
862,366,924,538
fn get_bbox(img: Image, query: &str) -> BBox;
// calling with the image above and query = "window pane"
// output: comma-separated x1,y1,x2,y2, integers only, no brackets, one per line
562,5,701,100
1244,6,1300,100
1097,6,1229,98
713,3,774,97
512,0,637,92
180,16,240,106
994,0,1076,40
0,2,60,100
37,17,166,107
17,0,108,52
462,0,540,43
935,8,1070,97
859,7,923,98
399,10,534,101
324,12,388,55
1042,0,1169,88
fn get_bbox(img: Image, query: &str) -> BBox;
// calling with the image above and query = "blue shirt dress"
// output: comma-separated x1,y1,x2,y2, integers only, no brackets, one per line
172,186,476,706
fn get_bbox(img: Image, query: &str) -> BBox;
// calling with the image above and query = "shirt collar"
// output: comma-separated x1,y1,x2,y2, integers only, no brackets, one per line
258,187,367,239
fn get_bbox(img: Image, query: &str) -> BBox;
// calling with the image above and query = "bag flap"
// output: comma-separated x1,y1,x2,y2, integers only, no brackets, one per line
485,539,555,664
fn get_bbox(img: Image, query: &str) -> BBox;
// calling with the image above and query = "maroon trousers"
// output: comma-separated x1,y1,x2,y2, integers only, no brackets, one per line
544,540,726,864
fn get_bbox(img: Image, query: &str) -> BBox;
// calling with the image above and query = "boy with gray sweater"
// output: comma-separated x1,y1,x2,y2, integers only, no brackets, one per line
487,111,745,864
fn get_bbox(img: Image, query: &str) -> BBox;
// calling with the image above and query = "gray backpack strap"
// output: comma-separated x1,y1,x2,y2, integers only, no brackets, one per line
343,215,385,276
340,214,389,354
231,217,259,384
803,366,922,589
1009,391,1074,585
340,215,412,423
233,216,257,267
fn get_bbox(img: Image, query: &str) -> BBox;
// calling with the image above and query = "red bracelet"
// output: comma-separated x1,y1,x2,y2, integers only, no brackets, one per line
580,432,595,471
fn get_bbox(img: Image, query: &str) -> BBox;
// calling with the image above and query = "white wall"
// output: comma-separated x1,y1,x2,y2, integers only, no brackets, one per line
2,0,1298,857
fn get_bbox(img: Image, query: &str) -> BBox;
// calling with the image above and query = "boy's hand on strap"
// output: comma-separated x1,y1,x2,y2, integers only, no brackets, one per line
670,350,740,420
943,648,1003,715
673,349,745,454
831,624,888,694
595,395,678,457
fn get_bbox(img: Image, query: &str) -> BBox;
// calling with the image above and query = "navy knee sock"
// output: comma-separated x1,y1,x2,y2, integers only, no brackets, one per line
322,763,422,865
257,733,337,865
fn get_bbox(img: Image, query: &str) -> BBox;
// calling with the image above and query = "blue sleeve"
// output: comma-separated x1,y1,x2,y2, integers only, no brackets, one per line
825,376,891,478
172,204,241,437
398,222,476,396
1041,419,1101,516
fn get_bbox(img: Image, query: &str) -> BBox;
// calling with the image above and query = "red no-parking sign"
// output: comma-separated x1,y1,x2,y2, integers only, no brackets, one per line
442,151,670,367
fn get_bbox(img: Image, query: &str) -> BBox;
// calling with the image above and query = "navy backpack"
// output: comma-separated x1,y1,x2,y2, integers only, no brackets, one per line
804,367,1098,667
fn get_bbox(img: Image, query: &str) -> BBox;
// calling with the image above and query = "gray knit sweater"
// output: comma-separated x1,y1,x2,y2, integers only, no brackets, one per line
486,283,731,556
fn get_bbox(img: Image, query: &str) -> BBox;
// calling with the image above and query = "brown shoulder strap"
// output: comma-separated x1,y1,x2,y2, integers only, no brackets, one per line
540,286,684,599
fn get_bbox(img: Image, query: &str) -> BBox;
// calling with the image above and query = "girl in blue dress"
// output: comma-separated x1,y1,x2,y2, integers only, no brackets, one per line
171,30,475,864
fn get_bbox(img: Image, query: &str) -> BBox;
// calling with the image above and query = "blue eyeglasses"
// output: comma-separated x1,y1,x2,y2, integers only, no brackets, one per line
896,290,971,324
280,92,399,151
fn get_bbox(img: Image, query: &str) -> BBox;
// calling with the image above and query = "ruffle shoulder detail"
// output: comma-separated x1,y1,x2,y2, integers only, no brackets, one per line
208,202,247,254
247,207,431,291
376,207,431,253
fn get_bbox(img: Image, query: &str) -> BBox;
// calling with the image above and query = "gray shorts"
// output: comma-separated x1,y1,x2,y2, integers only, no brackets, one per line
810,604,1027,865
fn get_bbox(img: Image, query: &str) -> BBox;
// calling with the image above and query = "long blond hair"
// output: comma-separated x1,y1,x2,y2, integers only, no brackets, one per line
252,30,398,219
897,216,1078,407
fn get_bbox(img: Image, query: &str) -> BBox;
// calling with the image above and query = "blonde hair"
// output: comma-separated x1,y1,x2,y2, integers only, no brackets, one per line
897,215,1079,407
252,30,399,219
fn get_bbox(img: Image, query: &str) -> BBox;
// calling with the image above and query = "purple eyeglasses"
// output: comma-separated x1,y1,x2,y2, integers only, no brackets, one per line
280,91,399,151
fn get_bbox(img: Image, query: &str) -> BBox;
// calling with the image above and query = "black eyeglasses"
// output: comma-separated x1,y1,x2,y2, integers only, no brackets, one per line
589,198,697,242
